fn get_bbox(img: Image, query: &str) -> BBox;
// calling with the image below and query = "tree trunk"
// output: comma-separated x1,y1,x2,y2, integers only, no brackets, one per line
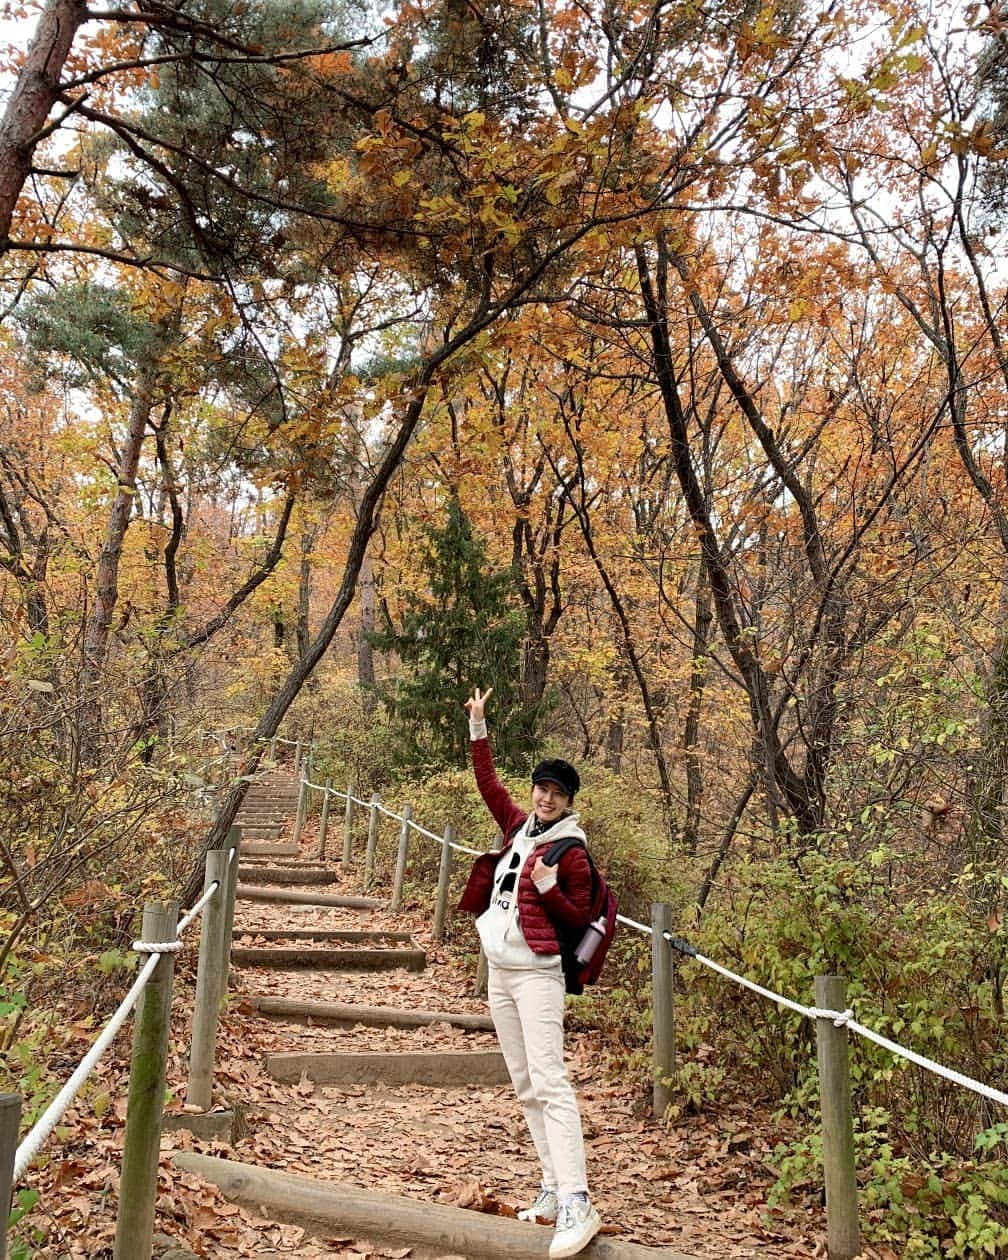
78,353,160,760
357,547,376,688
296,529,312,662
682,558,713,854
0,0,87,251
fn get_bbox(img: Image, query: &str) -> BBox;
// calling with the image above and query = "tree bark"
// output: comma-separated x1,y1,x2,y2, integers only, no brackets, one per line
78,349,161,759
357,546,376,688
0,0,87,250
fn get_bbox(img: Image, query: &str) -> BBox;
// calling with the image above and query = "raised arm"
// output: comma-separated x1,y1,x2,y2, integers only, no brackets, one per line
464,685,526,840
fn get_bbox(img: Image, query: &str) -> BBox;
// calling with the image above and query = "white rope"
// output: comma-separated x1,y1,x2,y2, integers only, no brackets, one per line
14,865,227,1181
13,951,160,1179
617,912,652,935
654,932,1008,1110
844,1016,1008,1108
407,819,445,844
375,802,402,821
176,879,221,935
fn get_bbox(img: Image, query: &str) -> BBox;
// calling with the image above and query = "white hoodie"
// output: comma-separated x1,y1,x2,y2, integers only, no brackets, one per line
475,813,586,970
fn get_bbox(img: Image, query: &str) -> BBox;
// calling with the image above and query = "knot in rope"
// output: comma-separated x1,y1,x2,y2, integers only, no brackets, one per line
809,1005,853,1028
132,939,183,956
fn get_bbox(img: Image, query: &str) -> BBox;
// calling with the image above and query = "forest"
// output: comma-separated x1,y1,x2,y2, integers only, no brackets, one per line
4,0,1008,1254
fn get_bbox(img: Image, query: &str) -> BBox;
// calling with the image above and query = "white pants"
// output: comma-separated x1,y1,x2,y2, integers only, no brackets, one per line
487,962,589,1199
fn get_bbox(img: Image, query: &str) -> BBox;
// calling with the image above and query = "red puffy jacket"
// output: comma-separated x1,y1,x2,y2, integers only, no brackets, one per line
458,738,593,955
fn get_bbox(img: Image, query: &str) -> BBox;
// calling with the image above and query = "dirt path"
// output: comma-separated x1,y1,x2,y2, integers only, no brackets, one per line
159,778,841,1260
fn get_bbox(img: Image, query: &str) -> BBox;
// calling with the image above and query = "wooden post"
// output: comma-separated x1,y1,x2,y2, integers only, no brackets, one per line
433,823,455,943
113,901,178,1260
391,805,411,911
292,773,308,847
363,794,381,890
295,739,302,772
0,1093,20,1260
651,902,675,1119
217,825,242,1008
342,781,355,866
317,781,332,860
814,975,860,1260
475,832,504,998
186,850,229,1111
269,735,277,762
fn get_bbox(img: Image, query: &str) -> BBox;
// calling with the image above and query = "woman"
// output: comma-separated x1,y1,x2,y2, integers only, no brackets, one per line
458,685,602,1260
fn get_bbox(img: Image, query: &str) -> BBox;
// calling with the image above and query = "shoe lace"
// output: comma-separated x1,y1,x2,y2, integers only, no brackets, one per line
555,1202,576,1231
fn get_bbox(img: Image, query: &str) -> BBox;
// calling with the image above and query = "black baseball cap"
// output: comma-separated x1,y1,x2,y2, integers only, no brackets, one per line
530,758,580,799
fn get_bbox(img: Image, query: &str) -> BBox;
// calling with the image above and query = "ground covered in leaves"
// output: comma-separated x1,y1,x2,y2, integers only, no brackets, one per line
19,803,884,1260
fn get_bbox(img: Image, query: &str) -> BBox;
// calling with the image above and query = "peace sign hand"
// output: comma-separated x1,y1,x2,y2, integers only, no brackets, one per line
464,686,493,722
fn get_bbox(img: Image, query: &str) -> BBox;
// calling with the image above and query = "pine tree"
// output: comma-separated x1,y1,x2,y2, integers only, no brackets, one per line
369,496,543,771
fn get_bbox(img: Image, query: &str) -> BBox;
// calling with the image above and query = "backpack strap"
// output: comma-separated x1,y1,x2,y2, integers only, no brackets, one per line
543,834,586,865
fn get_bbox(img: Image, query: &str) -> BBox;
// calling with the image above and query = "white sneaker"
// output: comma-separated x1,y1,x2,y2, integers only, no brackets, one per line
549,1196,601,1259
517,1185,558,1223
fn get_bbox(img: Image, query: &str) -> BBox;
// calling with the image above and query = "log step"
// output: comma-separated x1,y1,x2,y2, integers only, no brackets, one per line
172,1155,692,1260
242,844,300,859
244,995,494,1032
238,866,337,885
231,947,425,971
266,1049,506,1086
236,928,412,944
235,886,384,909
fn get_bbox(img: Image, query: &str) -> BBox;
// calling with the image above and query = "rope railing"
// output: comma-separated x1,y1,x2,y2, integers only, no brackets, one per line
655,933,1008,1110
11,845,237,1182
617,906,1008,1107
303,777,483,856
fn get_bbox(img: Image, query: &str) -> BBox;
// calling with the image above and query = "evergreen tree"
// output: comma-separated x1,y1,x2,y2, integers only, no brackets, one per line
369,496,543,771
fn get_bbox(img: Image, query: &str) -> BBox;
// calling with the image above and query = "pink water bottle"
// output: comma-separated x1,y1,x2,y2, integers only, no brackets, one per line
574,916,607,966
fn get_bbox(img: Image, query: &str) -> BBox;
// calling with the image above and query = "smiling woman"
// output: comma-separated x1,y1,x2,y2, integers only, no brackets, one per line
457,685,601,1260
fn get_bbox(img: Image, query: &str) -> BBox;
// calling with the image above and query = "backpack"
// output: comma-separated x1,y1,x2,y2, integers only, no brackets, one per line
543,835,618,995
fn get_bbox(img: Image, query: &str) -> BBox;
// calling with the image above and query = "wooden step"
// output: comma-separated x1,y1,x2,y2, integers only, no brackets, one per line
265,1049,506,1086
237,865,337,885
173,1154,693,1260
230,946,425,971
242,844,300,859
236,928,412,944
236,886,384,909
244,995,494,1031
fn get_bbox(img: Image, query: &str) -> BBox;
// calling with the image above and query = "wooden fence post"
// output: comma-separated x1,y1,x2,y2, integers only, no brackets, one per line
475,832,504,998
292,773,308,847
217,825,242,1008
433,823,455,943
391,805,412,910
317,781,332,860
0,1092,21,1260
651,902,676,1119
295,739,302,773
269,735,277,762
342,781,355,866
364,793,381,889
814,975,860,1260
186,850,229,1111
113,900,179,1260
